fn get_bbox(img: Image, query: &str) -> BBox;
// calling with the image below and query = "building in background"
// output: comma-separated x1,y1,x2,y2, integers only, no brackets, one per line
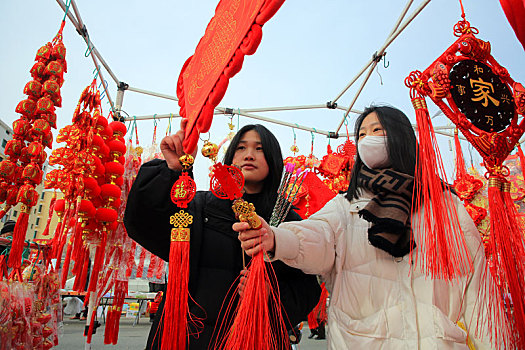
0,118,13,161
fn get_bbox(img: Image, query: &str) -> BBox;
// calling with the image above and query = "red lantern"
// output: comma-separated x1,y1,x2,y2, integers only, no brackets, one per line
4,139,23,158
35,43,52,62
22,163,43,185
109,121,126,138
23,80,43,99
30,62,46,81
0,161,17,180
15,100,36,118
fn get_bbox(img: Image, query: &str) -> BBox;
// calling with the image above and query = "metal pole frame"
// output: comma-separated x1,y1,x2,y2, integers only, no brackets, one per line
52,0,460,142
333,0,432,134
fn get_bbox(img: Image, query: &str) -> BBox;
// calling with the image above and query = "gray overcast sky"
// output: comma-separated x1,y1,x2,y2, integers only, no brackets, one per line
1,0,524,189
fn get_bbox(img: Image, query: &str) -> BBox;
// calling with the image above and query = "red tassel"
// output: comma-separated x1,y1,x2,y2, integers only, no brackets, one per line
216,251,289,350
317,283,328,323
516,143,525,180
0,205,11,220
307,282,328,332
125,241,137,278
410,96,471,279
104,309,114,344
483,178,525,348
156,259,165,280
161,238,190,350
136,246,147,278
87,231,107,293
60,238,74,288
76,249,90,292
111,280,127,344
307,310,318,330
7,207,30,268
454,129,467,179
147,253,158,279
42,195,56,236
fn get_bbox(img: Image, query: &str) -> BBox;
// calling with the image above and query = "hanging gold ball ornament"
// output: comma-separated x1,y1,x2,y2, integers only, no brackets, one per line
179,154,195,170
201,140,219,162
290,145,299,153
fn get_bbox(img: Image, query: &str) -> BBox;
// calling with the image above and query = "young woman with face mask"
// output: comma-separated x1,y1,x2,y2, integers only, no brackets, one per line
235,106,498,349
124,121,321,350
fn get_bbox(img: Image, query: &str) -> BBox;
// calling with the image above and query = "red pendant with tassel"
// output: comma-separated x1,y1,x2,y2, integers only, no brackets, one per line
202,142,290,350
161,154,196,350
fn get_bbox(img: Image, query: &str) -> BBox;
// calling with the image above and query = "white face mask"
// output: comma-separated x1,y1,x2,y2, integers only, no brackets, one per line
357,135,391,169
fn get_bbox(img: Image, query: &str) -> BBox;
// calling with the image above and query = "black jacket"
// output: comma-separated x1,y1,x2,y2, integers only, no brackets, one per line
124,159,321,349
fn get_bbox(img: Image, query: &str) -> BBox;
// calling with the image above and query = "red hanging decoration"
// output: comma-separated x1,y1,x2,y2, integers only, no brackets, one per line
406,17,525,348
177,0,287,154
0,23,66,268
452,130,487,226
499,0,525,51
201,142,289,350
161,154,195,350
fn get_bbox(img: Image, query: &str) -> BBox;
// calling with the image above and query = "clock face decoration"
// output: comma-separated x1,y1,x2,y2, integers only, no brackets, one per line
449,59,514,133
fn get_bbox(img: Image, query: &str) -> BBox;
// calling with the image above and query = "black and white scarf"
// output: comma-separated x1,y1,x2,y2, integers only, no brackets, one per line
357,167,415,257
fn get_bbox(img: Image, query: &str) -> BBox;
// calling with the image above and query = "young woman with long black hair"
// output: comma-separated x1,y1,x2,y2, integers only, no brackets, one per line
236,106,497,349
124,122,320,349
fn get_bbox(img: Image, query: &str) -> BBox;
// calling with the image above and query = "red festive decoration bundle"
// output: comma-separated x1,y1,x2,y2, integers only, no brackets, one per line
44,80,126,342
406,17,525,349
0,23,66,270
0,255,61,350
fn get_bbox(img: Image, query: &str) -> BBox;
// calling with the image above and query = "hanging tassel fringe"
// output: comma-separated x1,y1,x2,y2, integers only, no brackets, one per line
87,232,107,293
410,96,471,279
7,207,30,268
161,238,190,350
483,177,525,348
216,251,290,350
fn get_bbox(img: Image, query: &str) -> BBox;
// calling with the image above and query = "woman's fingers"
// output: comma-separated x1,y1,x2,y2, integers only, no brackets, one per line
243,244,263,257
233,221,251,232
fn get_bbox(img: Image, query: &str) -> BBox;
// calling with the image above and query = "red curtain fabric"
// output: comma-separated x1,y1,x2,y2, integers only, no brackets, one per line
499,0,525,51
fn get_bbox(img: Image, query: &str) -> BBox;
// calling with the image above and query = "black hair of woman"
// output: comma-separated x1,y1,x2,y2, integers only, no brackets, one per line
223,124,284,205
346,105,418,201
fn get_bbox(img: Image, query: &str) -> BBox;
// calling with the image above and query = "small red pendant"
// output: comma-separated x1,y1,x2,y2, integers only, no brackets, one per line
170,172,196,208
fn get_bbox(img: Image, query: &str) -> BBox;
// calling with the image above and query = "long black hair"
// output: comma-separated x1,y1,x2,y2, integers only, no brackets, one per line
223,124,283,206
346,105,417,201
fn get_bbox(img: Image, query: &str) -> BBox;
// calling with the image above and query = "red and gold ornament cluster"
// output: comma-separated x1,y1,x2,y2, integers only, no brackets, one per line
0,27,66,269
0,256,62,350
45,81,127,298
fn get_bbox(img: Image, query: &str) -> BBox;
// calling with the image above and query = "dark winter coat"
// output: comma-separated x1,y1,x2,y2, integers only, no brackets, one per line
124,159,321,349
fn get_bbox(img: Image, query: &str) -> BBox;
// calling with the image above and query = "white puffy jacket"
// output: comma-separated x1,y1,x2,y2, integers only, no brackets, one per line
272,192,496,349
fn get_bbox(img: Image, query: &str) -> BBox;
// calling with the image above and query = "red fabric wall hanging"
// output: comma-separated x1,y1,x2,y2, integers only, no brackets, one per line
177,0,286,154
499,0,525,51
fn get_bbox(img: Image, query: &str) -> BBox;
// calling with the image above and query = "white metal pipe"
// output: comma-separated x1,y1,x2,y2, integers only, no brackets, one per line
331,60,375,104
330,0,430,104
389,0,414,37
56,0,115,112
378,0,431,58
240,104,331,113
335,61,379,133
125,109,333,137
69,0,85,32
115,88,125,119
127,86,179,102
216,108,332,136
90,56,115,112
56,0,120,85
